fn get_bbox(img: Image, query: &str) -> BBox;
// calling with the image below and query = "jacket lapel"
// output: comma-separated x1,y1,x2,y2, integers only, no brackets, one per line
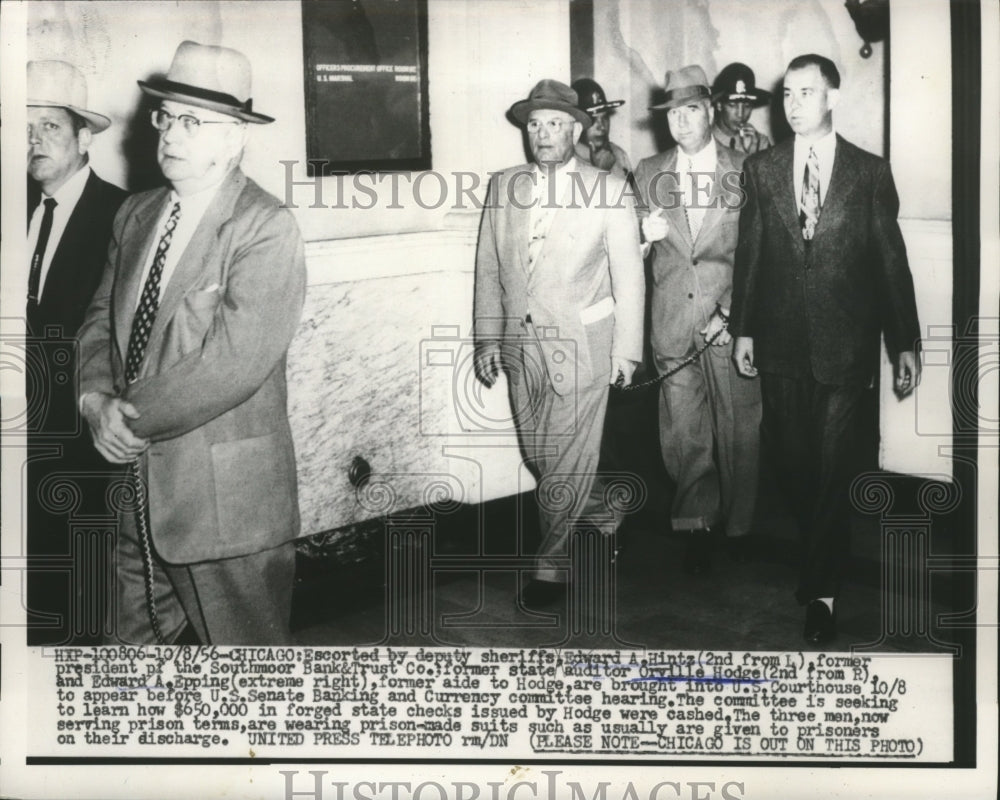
506,168,534,279
694,144,734,247
144,169,246,361
114,188,169,363
763,140,805,254
656,149,693,251
813,136,860,239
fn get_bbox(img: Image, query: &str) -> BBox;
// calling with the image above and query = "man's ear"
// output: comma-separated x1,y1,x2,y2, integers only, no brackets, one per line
827,87,841,112
572,121,583,145
77,126,93,155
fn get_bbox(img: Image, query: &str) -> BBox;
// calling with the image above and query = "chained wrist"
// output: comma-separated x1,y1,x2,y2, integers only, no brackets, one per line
715,304,730,325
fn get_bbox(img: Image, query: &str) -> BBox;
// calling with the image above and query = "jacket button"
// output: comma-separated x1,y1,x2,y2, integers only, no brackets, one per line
692,259,699,266
687,293,694,299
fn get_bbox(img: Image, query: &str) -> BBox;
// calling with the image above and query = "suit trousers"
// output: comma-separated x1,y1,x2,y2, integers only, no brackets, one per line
759,373,866,603
508,339,613,583
655,334,761,537
108,495,295,645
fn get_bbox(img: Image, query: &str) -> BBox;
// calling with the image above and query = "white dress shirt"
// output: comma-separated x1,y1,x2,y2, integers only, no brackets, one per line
678,138,718,235
134,179,224,309
793,128,837,210
27,164,92,300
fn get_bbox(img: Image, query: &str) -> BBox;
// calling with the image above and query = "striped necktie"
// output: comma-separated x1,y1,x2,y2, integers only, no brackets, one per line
124,201,181,383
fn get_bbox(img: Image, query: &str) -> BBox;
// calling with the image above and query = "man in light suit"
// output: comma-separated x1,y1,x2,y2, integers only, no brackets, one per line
731,54,921,643
474,79,645,609
634,65,762,576
26,60,128,644
78,41,306,645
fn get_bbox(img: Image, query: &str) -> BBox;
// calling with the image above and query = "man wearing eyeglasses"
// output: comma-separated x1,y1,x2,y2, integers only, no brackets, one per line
77,41,306,645
474,79,644,609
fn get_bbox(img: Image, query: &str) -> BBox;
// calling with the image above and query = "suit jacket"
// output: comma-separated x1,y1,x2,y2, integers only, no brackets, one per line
731,136,921,385
27,170,128,464
474,159,644,395
634,142,745,360
77,168,307,564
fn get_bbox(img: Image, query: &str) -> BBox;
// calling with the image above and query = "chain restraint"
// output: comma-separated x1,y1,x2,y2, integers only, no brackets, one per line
615,305,730,391
130,458,167,644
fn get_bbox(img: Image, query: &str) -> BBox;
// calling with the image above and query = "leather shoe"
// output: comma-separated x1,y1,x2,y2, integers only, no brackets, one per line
520,579,565,609
803,600,837,644
726,534,755,563
682,529,713,575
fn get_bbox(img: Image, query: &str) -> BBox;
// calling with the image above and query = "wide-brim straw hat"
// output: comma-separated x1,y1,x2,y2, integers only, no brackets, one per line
27,60,111,132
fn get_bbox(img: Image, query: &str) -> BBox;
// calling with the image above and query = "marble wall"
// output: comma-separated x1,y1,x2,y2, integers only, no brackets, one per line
287,229,533,536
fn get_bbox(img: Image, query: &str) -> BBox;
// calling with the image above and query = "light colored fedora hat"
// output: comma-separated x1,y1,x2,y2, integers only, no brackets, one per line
650,64,712,111
138,40,274,124
27,60,111,132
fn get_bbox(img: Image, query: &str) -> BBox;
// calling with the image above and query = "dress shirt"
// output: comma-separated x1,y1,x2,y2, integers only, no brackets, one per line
678,138,718,233
793,128,837,210
27,164,92,300
134,178,224,309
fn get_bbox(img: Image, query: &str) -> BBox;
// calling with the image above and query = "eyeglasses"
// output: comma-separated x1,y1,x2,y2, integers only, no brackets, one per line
150,109,242,135
526,118,570,135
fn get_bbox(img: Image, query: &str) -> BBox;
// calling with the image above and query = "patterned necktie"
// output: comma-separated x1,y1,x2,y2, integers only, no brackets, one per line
27,198,57,305
800,146,821,240
528,169,556,271
124,201,181,383
684,157,704,241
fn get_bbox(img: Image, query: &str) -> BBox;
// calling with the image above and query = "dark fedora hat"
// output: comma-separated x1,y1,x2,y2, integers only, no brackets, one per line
510,79,592,128
650,65,712,111
712,62,771,106
138,41,274,124
572,78,625,115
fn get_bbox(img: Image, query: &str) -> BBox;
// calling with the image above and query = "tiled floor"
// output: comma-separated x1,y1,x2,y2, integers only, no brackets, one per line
291,385,968,654
290,488,964,655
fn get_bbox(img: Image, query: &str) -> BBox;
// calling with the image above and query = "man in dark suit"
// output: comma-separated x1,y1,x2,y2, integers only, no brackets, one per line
78,41,306,646
26,60,128,645
474,79,645,609
731,54,921,643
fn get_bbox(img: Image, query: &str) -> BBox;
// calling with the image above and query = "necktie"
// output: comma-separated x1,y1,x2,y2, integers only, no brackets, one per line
684,157,704,241
27,198,57,305
528,169,556,271
800,146,821,240
124,201,181,383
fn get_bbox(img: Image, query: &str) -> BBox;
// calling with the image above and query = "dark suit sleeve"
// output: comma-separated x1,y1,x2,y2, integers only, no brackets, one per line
730,159,761,338
122,206,307,441
78,196,134,401
870,163,921,357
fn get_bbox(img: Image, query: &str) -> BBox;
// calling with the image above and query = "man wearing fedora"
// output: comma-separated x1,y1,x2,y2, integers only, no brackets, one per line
634,65,762,576
77,41,306,645
26,60,128,644
731,54,921,643
712,62,773,156
572,78,633,183
474,79,644,609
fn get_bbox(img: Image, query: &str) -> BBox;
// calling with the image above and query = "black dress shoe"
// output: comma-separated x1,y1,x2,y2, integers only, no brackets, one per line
520,580,565,609
726,534,755,563
682,529,713,575
803,600,837,644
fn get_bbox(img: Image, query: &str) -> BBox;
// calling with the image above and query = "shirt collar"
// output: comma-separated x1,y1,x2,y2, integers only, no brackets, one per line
795,128,837,161
43,163,91,210
679,138,717,171
168,173,226,220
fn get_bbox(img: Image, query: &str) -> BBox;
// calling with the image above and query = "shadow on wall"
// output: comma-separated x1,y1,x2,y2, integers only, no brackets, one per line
121,72,168,193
